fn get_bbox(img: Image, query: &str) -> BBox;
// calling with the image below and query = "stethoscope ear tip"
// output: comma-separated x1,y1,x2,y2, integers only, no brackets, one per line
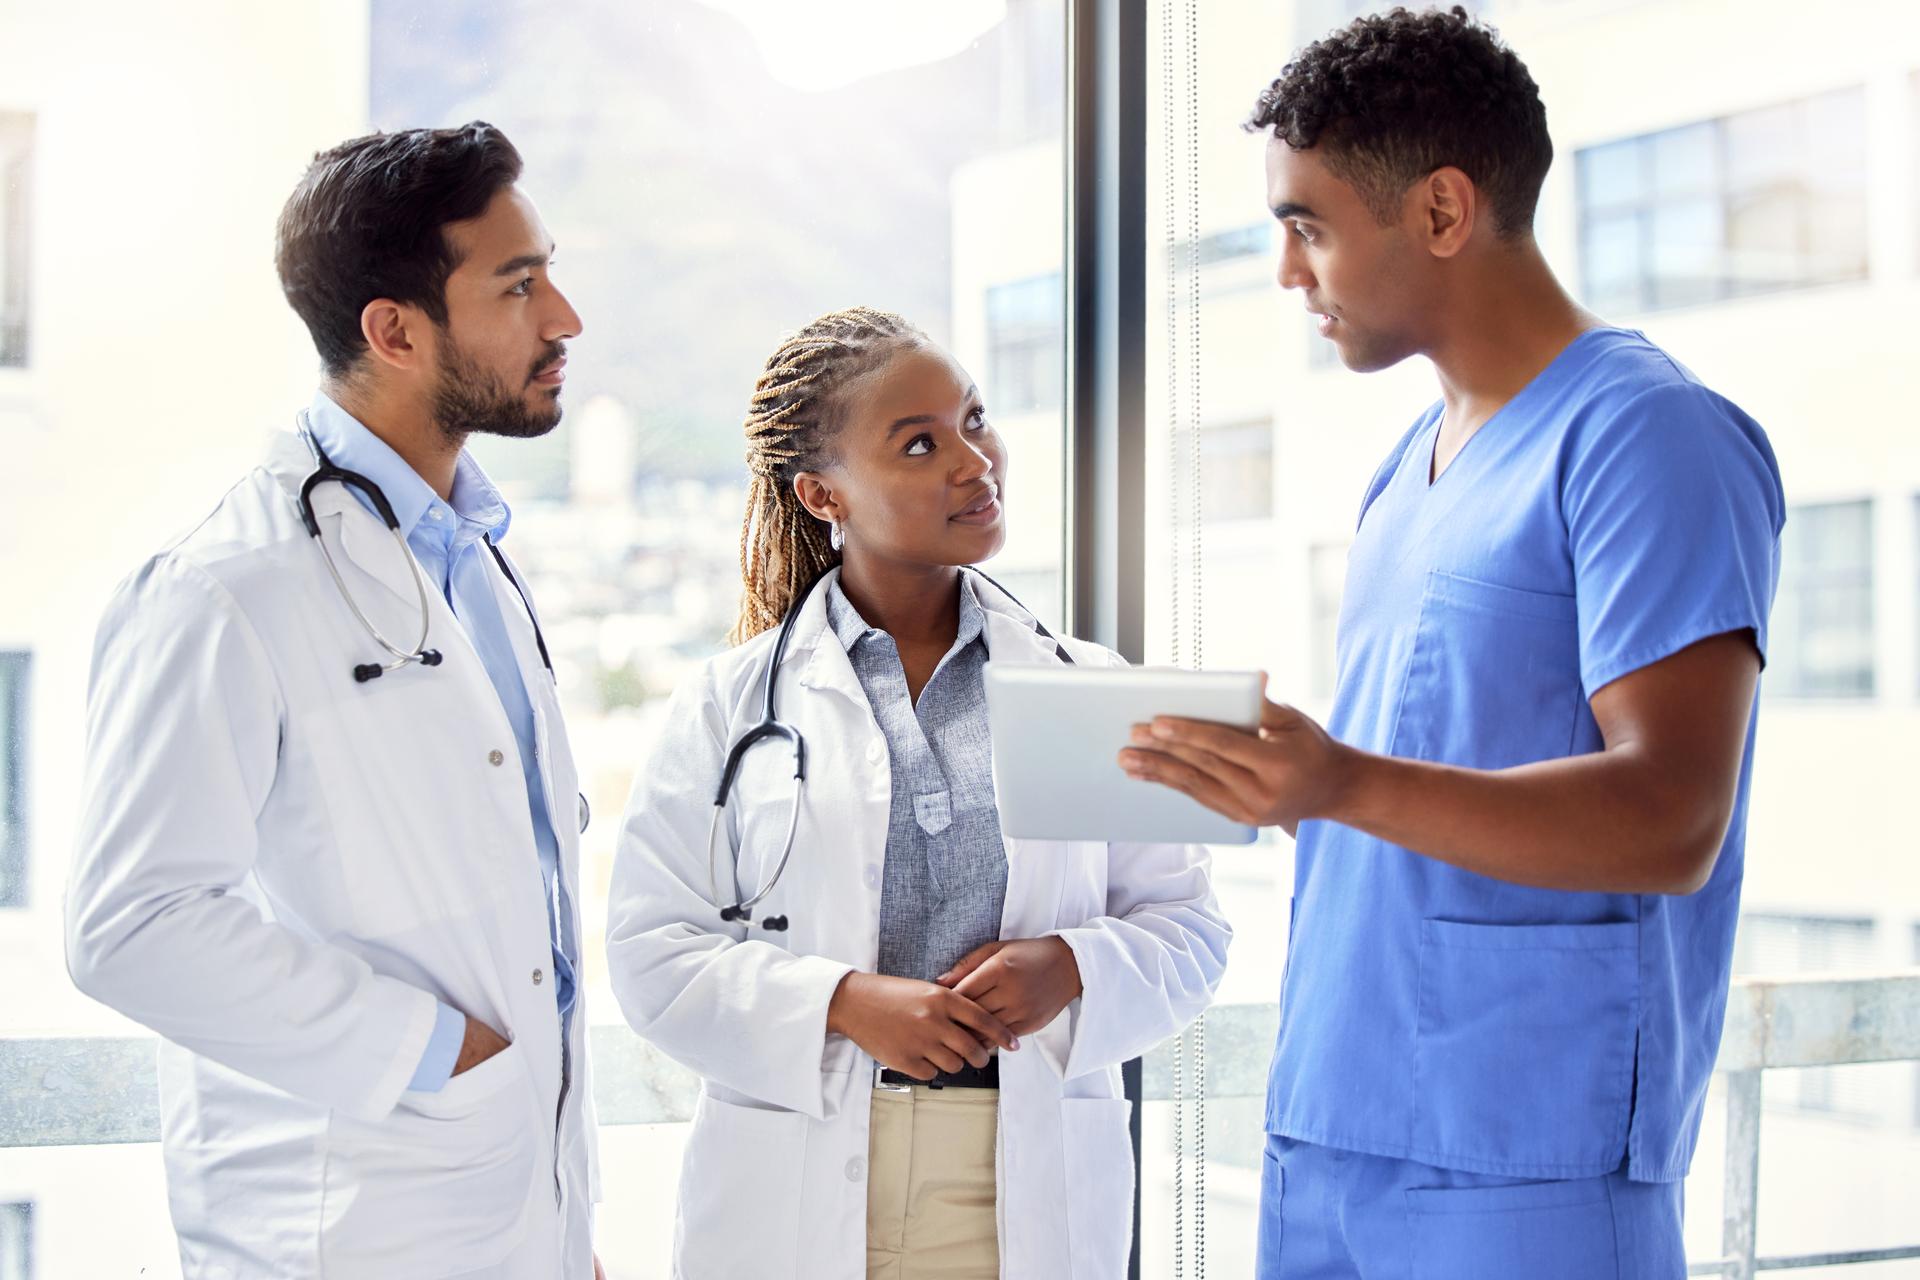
353,663,385,684
761,915,790,932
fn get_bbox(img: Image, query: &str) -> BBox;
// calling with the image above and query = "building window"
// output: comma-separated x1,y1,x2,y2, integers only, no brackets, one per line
1188,419,1273,524
0,1202,30,1280
1769,499,1874,699
1308,542,1349,700
1193,221,1271,267
0,653,25,909
0,113,31,368
985,272,1063,414
1576,86,1868,315
1736,912,1879,1116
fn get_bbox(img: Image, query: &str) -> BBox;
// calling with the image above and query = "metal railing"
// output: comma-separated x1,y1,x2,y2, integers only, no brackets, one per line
4,972,1918,1275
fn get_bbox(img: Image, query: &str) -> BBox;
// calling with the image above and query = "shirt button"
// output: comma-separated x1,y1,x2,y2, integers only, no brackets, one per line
488,750,505,767
845,1156,865,1182
532,968,545,986
428,508,443,521
864,865,881,889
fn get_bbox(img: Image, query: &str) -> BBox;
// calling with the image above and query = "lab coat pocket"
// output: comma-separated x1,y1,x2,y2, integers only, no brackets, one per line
1412,919,1637,1177
1060,1097,1135,1280
675,1092,808,1280
320,1041,540,1277
1390,572,1582,771
1406,1177,1619,1279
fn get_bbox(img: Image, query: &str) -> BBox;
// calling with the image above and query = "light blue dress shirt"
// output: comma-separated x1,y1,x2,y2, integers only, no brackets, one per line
304,392,576,1092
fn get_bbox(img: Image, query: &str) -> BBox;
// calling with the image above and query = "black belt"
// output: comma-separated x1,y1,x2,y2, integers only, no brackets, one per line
877,1057,1000,1090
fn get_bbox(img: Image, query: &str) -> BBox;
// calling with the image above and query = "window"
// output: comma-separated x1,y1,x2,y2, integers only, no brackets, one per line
1769,499,1875,698
1576,87,1868,315
1735,913,1879,1116
1193,221,1271,267
984,272,1064,414
1191,420,1274,524
0,1203,29,1280
0,113,30,368
1307,542,1348,701
0,652,25,910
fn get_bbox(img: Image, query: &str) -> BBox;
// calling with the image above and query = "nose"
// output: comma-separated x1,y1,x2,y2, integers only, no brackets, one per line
545,284,584,340
953,433,995,483
1276,237,1314,292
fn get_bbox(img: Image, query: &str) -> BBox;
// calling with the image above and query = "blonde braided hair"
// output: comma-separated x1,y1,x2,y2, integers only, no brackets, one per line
729,307,926,646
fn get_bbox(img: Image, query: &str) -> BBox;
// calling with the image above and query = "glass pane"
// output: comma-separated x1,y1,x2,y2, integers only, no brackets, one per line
2,4,1066,1278
1581,210,1645,314
1154,3,1916,1274
1648,195,1726,308
1577,135,1646,212
1650,120,1721,199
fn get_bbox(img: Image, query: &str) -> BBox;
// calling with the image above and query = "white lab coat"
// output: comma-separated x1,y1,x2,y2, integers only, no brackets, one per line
606,567,1231,1280
65,428,598,1279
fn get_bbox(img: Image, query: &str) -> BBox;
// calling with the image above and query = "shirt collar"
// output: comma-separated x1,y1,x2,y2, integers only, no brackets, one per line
303,391,512,546
825,572,987,656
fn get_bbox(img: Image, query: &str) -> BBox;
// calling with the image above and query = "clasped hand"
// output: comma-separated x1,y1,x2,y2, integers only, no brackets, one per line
826,937,1083,1081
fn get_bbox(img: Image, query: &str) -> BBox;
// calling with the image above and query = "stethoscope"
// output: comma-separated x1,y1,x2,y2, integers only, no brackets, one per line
296,415,554,685
295,416,590,834
709,566,1073,932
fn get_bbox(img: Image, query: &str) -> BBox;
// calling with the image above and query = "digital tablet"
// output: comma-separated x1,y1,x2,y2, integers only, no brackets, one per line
983,664,1264,845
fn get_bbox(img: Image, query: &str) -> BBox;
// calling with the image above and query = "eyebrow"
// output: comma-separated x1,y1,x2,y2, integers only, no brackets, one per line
1271,202,1318,221
887,386,980,437
492,243,556,277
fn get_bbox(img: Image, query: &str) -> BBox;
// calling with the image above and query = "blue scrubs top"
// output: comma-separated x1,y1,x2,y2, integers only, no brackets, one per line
1266,328,1784,1183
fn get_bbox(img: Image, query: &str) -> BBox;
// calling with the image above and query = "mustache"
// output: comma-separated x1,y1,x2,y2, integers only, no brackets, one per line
529,341,567,382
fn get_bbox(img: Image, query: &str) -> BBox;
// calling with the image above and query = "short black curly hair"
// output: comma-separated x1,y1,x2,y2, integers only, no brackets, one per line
1246,5,1551,240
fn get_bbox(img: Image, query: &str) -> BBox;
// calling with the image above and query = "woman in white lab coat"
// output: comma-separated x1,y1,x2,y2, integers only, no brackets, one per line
605,307,1231,1280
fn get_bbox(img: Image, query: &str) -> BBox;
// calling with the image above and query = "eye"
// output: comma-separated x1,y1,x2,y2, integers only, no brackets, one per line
509,276,535,297
1288,221,1317,245
904,434,935,457
965,405,989,431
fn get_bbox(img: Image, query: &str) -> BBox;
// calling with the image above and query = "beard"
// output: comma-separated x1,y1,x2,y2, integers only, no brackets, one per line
430,333,566,442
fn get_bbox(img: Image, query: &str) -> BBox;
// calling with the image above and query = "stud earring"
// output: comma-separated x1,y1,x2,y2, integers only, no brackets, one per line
829,519,845,552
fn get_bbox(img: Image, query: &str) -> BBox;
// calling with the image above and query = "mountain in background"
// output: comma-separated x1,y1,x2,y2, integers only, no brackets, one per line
371,0,1062,494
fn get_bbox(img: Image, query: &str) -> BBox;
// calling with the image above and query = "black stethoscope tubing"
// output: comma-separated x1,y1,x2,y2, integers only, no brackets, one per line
709,566,1073,932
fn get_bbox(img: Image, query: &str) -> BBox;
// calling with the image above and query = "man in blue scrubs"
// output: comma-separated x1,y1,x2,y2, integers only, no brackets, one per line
1121,8,1784,1276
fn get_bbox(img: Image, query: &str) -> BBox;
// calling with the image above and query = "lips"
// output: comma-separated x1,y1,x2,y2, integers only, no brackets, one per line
950,486,1001,523
531,356,567,385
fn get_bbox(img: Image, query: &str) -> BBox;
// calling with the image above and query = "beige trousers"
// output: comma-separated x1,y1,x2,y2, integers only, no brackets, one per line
865,1084,1000,1279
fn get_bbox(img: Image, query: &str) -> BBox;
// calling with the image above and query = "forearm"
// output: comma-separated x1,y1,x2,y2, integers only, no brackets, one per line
1323,742,1728,895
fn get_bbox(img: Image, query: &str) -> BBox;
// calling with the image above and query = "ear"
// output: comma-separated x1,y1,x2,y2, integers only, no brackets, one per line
1419,166,1477,260
791,472,845,526
358,298,429,374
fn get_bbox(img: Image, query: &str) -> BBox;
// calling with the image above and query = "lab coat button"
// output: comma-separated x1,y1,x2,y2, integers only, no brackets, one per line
864,865,881,889
865,741,882,764
845,1156,865,1182
532,968,545,986
488,750,505,767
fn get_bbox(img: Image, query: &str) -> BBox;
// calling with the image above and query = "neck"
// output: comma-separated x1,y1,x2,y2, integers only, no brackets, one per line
835,554,964,649
1424,241,1600,433
324,378,464,502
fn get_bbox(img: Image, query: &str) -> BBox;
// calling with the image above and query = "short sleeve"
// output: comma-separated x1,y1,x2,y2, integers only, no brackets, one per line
1564,382,1785,697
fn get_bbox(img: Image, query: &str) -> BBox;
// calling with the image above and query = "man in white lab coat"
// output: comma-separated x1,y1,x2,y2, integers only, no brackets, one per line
66,122,603,1279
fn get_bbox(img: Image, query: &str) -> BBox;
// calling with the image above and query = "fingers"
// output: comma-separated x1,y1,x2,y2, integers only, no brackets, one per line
952,959,1000,1002
944,991,1019,1052
943,1025,992,1070
1117,745,1256,823
1123,726,1265,796
1136,716,1271,768
936,940,1005,987
925,1042,968,1076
